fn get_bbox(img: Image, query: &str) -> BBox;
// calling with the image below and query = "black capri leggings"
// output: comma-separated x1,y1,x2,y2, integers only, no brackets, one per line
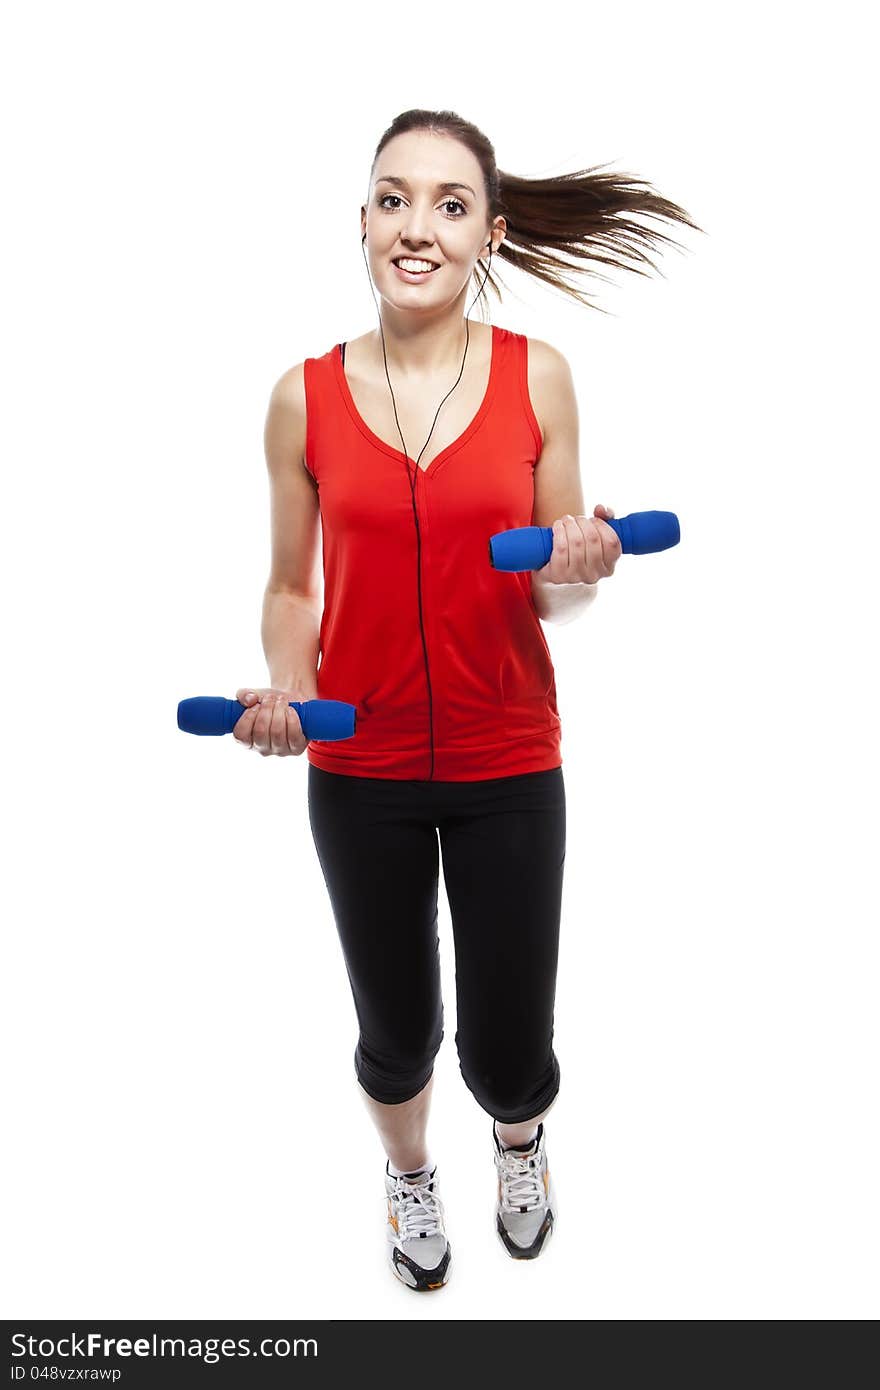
306,762,566,1125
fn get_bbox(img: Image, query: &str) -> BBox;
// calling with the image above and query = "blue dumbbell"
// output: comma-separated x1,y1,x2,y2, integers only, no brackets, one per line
177,697,356,740
489,510,680,571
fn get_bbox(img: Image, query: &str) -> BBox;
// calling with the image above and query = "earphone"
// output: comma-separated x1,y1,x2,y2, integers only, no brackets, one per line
357,228,496,780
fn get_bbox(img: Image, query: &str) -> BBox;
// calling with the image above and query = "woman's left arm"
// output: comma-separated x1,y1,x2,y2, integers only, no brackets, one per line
527,340,621,625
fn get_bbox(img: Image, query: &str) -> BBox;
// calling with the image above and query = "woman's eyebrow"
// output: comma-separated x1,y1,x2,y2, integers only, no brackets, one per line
375,176,476,196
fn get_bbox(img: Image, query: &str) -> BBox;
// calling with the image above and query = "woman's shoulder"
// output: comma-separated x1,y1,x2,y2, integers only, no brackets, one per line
524,334,574,396
523,333,566,371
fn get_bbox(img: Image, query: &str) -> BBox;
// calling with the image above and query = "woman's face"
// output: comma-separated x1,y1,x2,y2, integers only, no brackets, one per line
361,130,502,310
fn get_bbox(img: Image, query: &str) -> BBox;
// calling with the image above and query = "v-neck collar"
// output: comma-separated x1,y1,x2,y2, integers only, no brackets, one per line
332,323,500,478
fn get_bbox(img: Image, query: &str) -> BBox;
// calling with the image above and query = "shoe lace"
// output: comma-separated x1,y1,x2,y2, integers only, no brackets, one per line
392,1176,444,1240
497,1150,545,1213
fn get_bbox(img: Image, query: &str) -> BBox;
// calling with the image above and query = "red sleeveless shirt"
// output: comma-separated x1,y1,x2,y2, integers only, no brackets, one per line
303,323,562,782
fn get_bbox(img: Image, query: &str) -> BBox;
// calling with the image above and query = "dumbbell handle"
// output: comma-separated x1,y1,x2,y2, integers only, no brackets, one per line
489,510,680,571
177,697,356,740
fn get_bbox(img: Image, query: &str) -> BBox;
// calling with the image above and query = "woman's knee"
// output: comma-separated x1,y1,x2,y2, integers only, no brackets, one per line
457,1047,561,1124
354,1025,444,1106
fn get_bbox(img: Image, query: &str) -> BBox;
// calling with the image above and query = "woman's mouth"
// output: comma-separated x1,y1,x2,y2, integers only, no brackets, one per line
392,258,442,283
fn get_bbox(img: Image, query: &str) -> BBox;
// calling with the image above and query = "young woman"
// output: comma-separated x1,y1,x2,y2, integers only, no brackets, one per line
234,109,699,1291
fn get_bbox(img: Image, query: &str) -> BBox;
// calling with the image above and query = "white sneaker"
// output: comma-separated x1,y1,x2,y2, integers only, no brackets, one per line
493,1122,555,1259
384,1162,452,1291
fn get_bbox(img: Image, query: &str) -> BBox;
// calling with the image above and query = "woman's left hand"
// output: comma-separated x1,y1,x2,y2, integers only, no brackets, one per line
543,505,622,584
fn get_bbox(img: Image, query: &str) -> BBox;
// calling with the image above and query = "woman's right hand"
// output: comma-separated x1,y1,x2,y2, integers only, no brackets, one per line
233,687,309,757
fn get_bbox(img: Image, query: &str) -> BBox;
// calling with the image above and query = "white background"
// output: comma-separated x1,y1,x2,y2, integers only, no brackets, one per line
3,0,877,1322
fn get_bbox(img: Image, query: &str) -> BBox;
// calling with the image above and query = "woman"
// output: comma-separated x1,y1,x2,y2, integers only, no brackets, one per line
234,109,699,1291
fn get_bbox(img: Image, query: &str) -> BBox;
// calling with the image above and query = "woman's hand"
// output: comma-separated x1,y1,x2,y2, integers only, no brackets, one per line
543,505,622,584
233,687,309,757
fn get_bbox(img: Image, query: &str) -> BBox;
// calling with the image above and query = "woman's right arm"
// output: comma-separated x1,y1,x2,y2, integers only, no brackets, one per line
261,362,322,698
233,363,323,756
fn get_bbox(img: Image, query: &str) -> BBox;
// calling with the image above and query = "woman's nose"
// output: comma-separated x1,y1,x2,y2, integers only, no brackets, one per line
399,208,436,247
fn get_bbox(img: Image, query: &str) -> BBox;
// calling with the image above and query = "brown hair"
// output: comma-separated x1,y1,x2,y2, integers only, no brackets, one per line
370,108,705,318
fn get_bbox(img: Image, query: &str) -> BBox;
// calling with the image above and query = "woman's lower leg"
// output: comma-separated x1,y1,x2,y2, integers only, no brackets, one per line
494,1097,556,1149
358,1072,434,1172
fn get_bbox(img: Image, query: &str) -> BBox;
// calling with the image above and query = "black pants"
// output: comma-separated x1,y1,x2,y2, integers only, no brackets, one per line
306,763,566,1124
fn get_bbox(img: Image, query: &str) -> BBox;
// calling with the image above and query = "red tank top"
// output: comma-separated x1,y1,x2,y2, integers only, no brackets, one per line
303,323,562,782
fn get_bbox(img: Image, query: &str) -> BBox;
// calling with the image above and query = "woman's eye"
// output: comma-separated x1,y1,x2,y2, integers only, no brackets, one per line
378,194,466,216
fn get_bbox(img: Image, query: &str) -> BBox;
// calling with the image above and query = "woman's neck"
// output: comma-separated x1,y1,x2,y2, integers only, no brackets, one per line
370,311,475,380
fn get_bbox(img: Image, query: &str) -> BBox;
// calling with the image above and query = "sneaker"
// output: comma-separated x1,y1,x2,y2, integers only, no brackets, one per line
493,1121,555,1259
384,1162,452,1291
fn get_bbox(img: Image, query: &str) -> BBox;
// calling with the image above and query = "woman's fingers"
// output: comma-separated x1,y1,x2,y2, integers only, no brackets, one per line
230,689,303,755
251,694,308,757
233,692,277,753
286,704,307,755
270,696,303,757
262,696,287,756
232,700,261,748
590,505,621,574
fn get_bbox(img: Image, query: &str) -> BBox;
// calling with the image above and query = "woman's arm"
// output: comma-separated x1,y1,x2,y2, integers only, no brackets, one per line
527,339,599,625
261,363,323,696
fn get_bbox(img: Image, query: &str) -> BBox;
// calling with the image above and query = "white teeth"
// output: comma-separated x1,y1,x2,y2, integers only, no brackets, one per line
396,259,438,273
